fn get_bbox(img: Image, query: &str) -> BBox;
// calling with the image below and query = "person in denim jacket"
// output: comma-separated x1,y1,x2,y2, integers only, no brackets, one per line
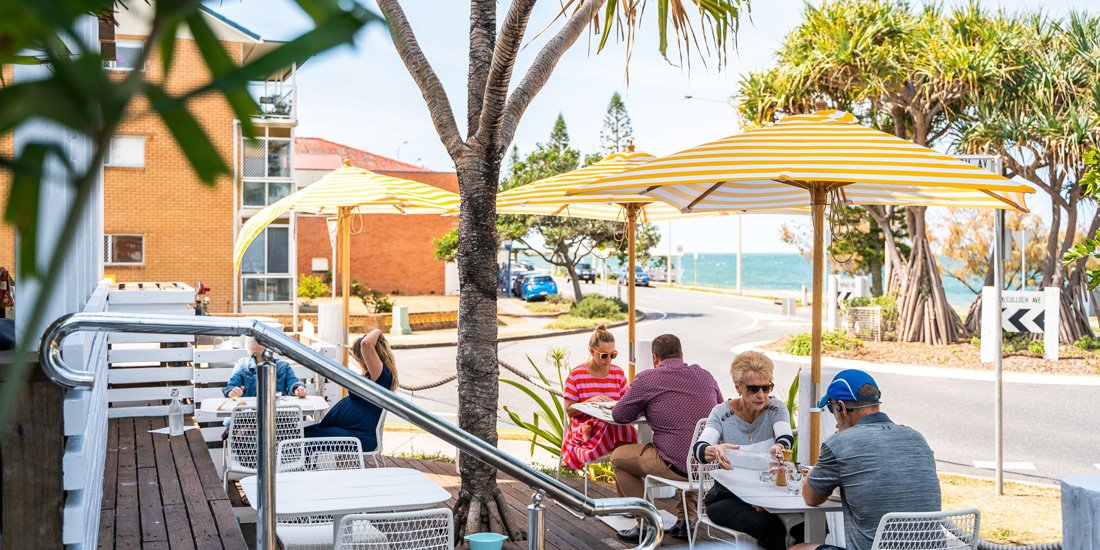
223,337,307,399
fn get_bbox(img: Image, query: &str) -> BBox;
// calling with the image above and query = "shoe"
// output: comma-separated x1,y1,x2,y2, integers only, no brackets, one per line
617,526,652,544
665,519,692,540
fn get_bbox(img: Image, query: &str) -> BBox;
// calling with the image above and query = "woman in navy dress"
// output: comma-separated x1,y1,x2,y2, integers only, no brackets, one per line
305,329,398,451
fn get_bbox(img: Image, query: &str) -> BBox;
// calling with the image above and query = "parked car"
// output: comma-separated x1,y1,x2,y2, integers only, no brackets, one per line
509,269,533,297
617,265,650,286
519,275,559,302
574,262,596,284
518,260,535,271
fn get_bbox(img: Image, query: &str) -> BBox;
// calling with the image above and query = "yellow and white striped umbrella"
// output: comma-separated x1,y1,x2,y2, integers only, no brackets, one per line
570,110,1033,212
233,161,460,271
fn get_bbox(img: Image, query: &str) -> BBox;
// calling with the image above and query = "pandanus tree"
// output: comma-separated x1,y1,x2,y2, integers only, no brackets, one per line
957,12,1100,342
374,0,748,539
736,0,1023,344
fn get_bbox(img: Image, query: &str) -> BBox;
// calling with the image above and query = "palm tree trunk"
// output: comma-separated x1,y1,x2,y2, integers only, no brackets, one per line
897,206,966,344
452,152,525,541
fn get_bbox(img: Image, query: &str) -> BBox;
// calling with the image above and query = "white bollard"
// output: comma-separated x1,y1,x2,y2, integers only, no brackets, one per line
390,305,412,335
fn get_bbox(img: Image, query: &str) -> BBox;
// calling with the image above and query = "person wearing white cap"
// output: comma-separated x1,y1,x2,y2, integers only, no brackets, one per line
791,369,940,550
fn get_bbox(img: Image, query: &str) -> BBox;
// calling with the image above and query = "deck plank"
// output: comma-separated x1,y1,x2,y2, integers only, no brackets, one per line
170,433,220,548
114,418,140,550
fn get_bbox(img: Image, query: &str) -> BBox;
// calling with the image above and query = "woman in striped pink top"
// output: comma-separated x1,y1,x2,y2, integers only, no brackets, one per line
561,325,638,471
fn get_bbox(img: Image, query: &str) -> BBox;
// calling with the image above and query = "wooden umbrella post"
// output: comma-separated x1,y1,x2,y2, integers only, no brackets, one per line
809,186,827,465
339,206,352,369
625,203,639,381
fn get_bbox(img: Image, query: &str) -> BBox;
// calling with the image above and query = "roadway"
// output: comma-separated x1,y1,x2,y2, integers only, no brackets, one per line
390,281,1099,484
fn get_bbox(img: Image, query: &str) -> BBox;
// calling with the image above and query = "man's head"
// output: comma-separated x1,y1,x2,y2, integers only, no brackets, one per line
818,369,881,431
651,334,683,367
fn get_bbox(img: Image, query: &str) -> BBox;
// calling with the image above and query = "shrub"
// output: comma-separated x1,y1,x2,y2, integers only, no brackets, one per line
571,294,627,319
1075,336,1100,351
1028,340,1045,355
843,294,899,336
350,279,394,314
784,330,863,356
297,274,330,306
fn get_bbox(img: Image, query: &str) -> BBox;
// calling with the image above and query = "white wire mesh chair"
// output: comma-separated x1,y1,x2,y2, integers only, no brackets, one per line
274,437,367,550
363,410,387,467
643,418,722,549
277,436,365,472
223,405,304,490
334,508,454,550
870,508,981,550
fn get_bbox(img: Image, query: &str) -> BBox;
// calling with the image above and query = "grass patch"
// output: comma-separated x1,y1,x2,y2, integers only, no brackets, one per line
524,301,571,313
546,314,626,330
783,330,863,355
938,473,1060,545
392,450,456,464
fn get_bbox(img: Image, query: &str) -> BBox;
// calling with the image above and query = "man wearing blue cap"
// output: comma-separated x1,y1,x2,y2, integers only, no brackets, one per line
791,369,940,550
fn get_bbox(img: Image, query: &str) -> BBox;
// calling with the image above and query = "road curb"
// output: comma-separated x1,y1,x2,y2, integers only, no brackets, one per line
732,341,1100,386
391,310,646,350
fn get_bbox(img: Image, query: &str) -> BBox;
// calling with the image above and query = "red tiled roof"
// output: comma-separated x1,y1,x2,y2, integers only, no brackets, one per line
295,137,429,172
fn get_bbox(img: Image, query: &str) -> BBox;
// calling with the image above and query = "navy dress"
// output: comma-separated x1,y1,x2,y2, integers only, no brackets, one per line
304,365,392,451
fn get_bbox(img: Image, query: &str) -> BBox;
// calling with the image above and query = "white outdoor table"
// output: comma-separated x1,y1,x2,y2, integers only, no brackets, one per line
711,467,842,543
240,468,451,520
198,395,330,419
570,401,653,443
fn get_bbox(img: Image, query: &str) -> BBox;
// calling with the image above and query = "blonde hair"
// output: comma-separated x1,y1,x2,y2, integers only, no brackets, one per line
588,324,615,349
730,351,774,386
352,334,399,390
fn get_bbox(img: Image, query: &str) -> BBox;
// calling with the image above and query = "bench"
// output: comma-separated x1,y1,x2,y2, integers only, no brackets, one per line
100,416,246,550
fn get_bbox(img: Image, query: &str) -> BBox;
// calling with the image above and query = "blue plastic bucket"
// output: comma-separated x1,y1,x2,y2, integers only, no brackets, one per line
464,532,508,550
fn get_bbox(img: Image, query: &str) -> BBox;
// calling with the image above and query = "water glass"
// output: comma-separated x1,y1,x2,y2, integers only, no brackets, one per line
785,463,804,495
759,470,775,483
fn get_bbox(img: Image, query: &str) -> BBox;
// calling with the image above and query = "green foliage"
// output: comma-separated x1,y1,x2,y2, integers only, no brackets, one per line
0,0,379,429
431,227,459,263
501,349,570,458
600,92,634,155
786,371,800,463
784,330,864,356
1028,340,1045,355
1063,149,1100,288
844,294,899,335
1074,335,1100,351
350,279,393,314
571,295,628,319
297,275,330,306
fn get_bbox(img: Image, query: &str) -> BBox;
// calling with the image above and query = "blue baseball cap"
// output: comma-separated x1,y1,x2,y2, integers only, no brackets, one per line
817,369,881,409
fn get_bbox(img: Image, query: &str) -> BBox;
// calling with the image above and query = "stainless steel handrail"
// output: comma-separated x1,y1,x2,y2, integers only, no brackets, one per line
40,312,663,549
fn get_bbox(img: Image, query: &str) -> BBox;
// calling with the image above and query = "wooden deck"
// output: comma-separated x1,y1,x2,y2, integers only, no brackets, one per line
390,456,724,549
100,417,247,550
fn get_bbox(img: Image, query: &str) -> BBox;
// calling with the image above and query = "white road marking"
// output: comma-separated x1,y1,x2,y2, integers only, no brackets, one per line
1094,464,1100,471
768,320,812,327
972,461,1036,471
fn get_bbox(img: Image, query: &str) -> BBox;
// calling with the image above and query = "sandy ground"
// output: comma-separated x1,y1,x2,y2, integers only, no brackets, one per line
939,474,1061,545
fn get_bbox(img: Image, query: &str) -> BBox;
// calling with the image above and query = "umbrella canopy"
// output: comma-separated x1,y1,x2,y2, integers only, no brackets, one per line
232,159,459,368
571,109,1034,463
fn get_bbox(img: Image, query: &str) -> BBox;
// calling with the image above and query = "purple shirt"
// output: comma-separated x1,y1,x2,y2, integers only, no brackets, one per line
612,358,722,468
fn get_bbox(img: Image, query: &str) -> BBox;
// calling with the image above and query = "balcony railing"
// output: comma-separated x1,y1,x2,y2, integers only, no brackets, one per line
249,80,295,120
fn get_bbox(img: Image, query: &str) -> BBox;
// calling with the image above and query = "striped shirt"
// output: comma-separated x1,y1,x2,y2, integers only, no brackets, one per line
613,358,723,468
562,364,636,470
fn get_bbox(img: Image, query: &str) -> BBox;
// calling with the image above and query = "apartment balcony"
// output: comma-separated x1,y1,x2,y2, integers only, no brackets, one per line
249,76,297,126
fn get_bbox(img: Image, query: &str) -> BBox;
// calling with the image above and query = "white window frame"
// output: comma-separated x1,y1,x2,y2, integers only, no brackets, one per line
105,39,144,71
103,234,145,266
241,180,294,208
241,224,293,304
105,135,145,167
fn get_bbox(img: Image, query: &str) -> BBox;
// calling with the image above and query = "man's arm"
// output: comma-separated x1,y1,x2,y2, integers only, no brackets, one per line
611,377,646,424
803,444,840,506
803,476,828,506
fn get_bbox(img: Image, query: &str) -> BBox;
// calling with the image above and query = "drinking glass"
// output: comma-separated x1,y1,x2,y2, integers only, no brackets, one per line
785,463,803,495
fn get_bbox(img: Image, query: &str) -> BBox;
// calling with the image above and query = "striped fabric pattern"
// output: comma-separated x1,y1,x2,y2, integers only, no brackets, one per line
561,364,637,471
496,150,725,221
569,110,1034,213
233,163,459,272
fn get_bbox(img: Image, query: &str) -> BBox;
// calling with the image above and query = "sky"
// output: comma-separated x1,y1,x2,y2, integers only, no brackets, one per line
206,0,1086,255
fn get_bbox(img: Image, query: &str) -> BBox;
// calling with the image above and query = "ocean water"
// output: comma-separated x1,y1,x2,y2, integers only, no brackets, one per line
530,253,978,307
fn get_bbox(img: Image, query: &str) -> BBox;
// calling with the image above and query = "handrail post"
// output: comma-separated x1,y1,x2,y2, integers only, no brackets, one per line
527,491,544,550
256,349,277,550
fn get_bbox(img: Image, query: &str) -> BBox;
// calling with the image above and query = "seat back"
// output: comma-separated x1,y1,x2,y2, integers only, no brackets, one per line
871,508,981,550
335,508,454,550
277,436,365,472
226,405,304,473
686,417,719,489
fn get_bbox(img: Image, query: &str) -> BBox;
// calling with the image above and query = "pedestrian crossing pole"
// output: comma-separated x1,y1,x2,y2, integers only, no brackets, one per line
993,209,1005,496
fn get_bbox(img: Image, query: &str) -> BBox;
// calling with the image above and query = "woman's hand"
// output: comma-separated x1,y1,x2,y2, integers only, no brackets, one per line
228,386,244,398
586,395,613,403
705,443,739,469
294,386,307,398
769,443,786,461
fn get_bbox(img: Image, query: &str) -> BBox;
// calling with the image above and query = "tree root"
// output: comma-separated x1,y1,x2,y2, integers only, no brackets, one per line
453,486,527,546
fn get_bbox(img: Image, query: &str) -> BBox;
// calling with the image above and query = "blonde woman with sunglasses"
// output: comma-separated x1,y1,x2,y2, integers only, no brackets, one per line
560,325,638,471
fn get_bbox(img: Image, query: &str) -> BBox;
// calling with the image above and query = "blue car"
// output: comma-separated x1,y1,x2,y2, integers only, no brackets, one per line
617,265,650,286
520,275,558,301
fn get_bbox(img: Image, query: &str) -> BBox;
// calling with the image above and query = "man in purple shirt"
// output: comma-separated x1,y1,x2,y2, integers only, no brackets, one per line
610,334,723,543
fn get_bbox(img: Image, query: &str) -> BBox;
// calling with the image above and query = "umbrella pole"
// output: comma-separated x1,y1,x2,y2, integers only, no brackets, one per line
625,203,639,381
340,206,352,369
809,187,827,465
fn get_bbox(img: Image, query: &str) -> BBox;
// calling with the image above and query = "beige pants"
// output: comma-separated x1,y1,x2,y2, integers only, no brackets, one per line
610,443,696,521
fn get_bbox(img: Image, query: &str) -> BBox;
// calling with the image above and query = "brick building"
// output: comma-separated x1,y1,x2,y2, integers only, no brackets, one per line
0,5,458,316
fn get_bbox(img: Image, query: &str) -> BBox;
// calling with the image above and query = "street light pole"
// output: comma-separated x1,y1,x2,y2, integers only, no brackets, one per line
736,215,743,294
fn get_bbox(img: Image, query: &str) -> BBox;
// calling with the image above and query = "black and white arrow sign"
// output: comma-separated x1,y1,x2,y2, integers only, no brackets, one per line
1001,291,1046,333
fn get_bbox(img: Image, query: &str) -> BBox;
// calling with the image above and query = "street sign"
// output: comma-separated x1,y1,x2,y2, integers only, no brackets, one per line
981,287,1060,361
835,276,870,302
1001,291,1044,333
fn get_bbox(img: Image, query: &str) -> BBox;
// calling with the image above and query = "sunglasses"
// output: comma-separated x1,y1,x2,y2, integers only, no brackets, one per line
743,383,774,395
825,400,880,414
595,350,619,360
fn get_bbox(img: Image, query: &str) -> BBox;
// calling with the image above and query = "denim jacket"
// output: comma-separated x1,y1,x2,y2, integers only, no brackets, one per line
222,355,304,397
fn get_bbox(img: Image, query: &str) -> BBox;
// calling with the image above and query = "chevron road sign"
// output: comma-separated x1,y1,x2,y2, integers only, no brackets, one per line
981,287,1060,361
1001,292,1045,333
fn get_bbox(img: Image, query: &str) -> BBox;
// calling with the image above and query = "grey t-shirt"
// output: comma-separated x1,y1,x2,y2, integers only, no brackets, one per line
696,397,794,458
807,412,940,550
